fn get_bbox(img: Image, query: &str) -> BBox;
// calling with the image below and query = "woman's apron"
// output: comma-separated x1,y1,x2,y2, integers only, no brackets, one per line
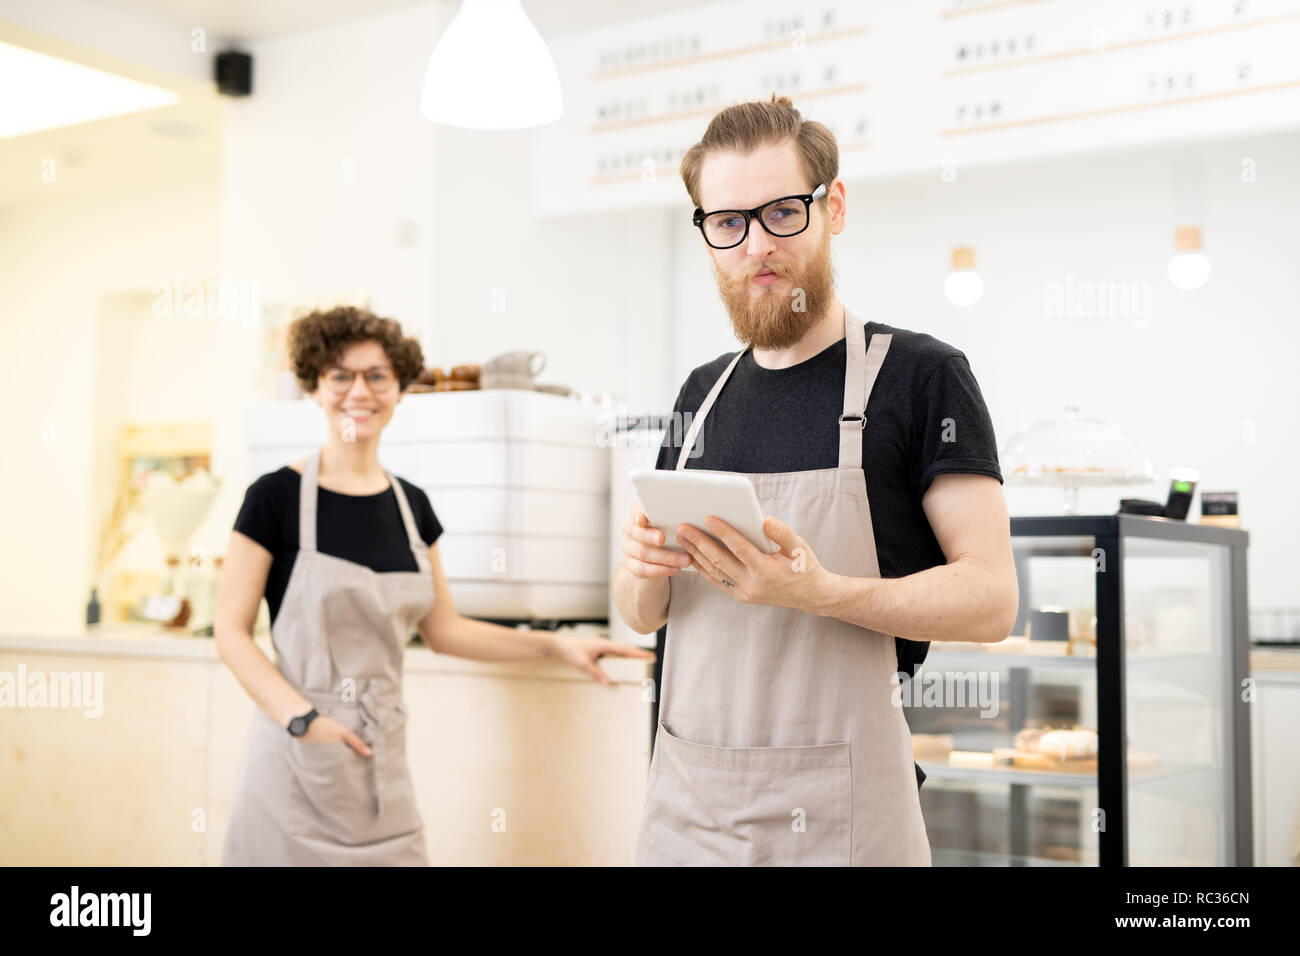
635,308,932,866
222,448,435,866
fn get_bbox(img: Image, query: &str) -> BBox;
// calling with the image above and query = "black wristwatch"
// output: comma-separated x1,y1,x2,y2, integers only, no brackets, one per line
287,707,319,737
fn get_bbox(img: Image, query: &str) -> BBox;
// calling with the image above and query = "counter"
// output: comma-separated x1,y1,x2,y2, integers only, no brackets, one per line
4,628,1293,866
0,624,654,866
1249,645,1300,866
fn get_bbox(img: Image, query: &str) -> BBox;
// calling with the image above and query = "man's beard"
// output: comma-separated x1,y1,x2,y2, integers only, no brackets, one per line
712,226,835,350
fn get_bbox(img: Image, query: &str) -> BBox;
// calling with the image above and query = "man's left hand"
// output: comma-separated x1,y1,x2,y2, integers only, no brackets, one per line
676,515,829,612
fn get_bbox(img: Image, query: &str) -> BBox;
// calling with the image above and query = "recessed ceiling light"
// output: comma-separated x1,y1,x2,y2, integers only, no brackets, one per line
149,119,204,139
0,40,179,141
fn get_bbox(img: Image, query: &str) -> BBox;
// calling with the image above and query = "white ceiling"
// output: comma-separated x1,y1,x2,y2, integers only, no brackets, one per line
79,0,707,41
0,0,711,207
82,0,437,42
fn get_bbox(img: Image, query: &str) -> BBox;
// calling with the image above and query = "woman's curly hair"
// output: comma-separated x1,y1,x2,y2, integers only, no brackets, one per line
287,305,424,394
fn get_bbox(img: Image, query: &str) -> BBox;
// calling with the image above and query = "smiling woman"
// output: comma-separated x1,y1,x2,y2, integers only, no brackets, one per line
285,305,424,447
216,304,652,865
217,305,443,864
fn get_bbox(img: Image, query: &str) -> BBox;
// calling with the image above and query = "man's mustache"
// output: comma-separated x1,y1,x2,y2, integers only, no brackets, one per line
736,263,788,281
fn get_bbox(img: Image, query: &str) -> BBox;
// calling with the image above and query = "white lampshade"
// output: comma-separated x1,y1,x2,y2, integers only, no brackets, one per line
420,0,562,130
944,270,984,307
1168,253,1211,290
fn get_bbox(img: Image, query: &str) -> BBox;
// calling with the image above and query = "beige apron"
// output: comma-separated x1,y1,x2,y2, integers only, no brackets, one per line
635,308,931,866
222,448,434,866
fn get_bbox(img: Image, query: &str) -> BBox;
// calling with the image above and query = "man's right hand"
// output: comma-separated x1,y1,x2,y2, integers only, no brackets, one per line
621,500,692,578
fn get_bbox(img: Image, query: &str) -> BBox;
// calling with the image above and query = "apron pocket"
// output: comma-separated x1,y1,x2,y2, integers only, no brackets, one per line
642,721,852,866
285,706,422,847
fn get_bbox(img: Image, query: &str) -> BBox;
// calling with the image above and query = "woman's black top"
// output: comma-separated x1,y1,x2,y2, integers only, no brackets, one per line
233,466,442,627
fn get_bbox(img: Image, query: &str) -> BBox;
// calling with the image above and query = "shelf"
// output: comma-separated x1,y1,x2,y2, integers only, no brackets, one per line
922,648,1096,670
922,648,1220,672
1010,514,1249,548
917,759,1209,789
931,847,1088,867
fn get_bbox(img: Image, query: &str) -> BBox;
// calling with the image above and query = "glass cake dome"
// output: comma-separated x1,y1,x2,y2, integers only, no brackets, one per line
1002,405,1154,513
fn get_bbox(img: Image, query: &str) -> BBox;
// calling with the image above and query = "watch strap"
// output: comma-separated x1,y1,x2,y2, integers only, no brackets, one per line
287,706,319,736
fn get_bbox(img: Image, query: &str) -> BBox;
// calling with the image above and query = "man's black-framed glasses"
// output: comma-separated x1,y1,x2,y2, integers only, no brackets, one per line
692,183,827,249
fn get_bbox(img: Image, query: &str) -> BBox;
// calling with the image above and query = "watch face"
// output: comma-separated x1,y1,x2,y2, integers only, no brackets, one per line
289,717,305,735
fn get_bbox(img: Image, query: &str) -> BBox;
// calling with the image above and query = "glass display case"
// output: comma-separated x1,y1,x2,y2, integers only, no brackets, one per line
905,514,1251,866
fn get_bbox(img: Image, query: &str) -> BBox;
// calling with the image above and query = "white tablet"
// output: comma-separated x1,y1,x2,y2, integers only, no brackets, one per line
629,468,779,556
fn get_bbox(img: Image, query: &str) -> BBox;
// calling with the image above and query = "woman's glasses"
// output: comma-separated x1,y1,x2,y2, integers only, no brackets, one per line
321,366,398,394
692,183,827,249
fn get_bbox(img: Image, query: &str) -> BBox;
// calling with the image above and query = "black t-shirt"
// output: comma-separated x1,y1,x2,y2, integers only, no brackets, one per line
653,317,1002,696
233,466,443,627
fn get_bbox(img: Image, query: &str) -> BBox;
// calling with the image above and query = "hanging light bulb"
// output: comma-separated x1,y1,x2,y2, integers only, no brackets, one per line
420,0,562,130
1167,225,1211,290
944,246,984,307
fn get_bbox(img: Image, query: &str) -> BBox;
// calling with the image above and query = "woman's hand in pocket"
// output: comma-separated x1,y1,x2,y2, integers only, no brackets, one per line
299,713,372,756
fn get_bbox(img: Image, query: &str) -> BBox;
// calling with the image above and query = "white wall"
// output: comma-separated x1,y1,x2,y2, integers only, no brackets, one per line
0,178,222,635
670,130,1300,607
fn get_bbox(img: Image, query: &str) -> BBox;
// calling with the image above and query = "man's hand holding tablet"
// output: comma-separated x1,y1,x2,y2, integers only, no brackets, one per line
620,498,694,579
627,469,831,611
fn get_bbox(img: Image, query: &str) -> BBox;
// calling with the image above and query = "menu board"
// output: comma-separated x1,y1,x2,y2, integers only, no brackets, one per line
935,0,1300,166
533,0,874,215
533,0,1300,215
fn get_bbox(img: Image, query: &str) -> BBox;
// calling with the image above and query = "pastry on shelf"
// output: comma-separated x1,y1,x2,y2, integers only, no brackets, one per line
1006,723,1095,771
999,723,1161,774
448,363,480,382
984,635,1034,654
1011,751,1052,771
947,750,995,769
1014,725,1047,752
911,733,953,759
406,366,445,393
1037,726,1098,760
992,747,1019,767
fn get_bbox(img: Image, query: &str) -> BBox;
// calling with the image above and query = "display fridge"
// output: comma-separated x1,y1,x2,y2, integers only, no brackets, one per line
905,514,1251,866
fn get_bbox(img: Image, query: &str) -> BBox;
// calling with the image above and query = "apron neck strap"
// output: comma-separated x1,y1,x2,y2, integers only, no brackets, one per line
387,473,428,565
838,309,892,469
299,450,321,552
674,348,746,470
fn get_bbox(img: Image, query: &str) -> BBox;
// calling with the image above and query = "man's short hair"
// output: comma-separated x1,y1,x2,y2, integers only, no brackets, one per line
679,94,839,209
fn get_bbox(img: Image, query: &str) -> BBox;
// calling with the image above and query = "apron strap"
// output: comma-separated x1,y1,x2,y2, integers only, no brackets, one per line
299,450,320,553
839,309,891,470
388,473,428,566
674,348,747,470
